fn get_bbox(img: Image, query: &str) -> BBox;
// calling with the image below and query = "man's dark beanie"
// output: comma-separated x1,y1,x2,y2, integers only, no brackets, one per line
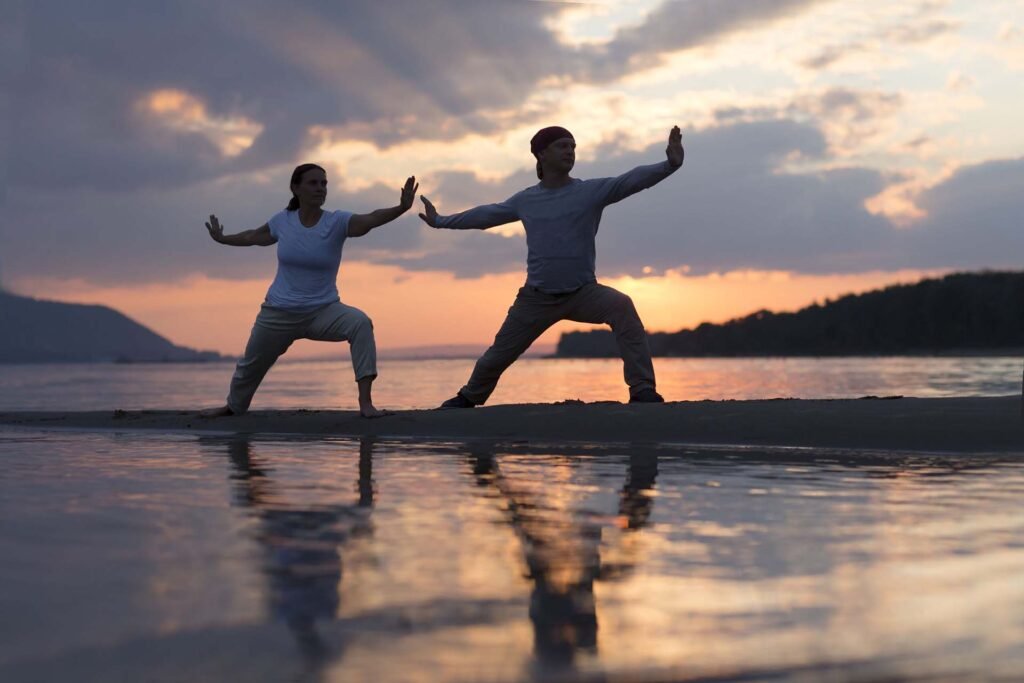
530,126,574,156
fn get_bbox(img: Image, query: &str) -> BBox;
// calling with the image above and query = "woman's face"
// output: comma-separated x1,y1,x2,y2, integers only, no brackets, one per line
292,168,328,208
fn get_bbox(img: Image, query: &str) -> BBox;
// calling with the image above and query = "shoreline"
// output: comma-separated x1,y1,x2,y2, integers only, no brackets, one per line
3,351,1024,365
2,396,1023,453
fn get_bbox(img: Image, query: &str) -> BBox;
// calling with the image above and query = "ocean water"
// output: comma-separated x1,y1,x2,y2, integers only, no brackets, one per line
1,431,1023,682
0,355,1021,412
3,359,1023,680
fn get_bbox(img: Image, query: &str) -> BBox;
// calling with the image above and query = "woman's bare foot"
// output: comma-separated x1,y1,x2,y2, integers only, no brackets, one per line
199,405,234,418
357,375,391,418
359,402,393,419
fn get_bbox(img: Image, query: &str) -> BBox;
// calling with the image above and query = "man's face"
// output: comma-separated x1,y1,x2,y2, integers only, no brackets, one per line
539,137,576,174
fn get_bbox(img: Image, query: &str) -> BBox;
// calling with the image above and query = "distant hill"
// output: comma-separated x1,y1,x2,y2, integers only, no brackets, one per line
0,291,226,363
556,271,1024,357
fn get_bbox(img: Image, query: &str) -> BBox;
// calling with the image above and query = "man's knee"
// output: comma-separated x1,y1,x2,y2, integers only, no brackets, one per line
604,292,641,327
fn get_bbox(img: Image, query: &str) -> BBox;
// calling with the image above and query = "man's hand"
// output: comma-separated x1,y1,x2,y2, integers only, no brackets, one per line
418,196,439,227
400,176,418,212
205,214,225,243
666,126,684,168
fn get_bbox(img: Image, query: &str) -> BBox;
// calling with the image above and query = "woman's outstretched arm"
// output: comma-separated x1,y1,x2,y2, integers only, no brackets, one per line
205,215,276,246
348,176,418,238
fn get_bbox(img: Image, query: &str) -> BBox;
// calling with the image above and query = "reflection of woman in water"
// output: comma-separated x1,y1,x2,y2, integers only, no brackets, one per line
201,165,417,418
212,436,375,663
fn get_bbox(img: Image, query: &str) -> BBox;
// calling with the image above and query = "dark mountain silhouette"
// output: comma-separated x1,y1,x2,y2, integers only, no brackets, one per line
556,271,1024,357
0,290,226,363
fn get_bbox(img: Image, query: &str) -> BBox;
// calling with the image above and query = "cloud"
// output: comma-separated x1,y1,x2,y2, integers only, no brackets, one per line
368,119,897,278
579,0,823,80
799,5,958,70
5,113,1024,290
1,165,418,286
4,0,1022,295
713,87,905,147
586,121,898,276
369,120,1024,279
6,0,831,194
946,70,976,91
789,88,904,153
905,157,1024,269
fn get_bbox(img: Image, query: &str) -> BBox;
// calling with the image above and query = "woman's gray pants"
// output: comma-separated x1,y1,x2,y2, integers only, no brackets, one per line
226,302,376,414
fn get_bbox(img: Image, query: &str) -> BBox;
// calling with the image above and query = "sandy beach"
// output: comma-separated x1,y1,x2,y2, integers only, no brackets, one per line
2,395,1023,453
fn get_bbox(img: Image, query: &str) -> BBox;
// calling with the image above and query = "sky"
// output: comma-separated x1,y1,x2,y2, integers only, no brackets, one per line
2,0,1023,357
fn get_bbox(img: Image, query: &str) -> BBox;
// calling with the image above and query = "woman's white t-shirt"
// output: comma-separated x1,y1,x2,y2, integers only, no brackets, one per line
264,209,352,311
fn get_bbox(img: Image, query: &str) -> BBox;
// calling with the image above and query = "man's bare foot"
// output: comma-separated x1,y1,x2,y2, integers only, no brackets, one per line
359,403,393,419
199,405,234,418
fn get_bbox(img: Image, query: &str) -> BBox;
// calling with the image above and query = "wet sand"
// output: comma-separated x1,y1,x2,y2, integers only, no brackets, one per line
2,396,1023,453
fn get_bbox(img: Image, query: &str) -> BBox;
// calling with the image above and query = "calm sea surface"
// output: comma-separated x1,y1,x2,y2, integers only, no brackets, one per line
0,356,1021,411
3,358,1023,680
1,431,1023,681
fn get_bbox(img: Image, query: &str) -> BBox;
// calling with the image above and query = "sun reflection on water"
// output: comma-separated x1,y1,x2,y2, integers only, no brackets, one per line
2,432,1024,681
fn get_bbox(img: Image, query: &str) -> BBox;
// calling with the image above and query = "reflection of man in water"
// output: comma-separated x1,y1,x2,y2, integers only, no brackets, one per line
466,447,659,671
211,436,375,662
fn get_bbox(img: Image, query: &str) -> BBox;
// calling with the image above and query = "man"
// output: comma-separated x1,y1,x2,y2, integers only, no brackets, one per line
419,125,684,408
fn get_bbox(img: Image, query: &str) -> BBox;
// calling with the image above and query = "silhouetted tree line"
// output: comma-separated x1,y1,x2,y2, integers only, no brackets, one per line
556,271,1024,357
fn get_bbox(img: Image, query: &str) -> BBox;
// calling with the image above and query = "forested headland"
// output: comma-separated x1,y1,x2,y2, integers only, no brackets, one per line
556,272,1024,357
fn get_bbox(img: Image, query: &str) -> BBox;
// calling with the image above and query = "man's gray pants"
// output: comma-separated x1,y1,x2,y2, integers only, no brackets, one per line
227,302,377,415
460,282,656,405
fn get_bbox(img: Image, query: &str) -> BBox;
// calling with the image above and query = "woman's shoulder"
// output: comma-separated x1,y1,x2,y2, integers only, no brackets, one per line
266,209,292,236
326,209,354,233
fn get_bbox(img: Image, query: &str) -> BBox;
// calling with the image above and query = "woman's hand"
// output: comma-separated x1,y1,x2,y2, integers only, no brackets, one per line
400,176,418,212
666,126,684,168
205,214,225,243
204,218,275,247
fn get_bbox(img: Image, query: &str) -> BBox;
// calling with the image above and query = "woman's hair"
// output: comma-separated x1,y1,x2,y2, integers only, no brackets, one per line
286,163,326,211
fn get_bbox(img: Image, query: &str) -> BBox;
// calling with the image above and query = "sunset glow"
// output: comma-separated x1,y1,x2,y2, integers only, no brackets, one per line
5,1,1022,353
20,267,942,358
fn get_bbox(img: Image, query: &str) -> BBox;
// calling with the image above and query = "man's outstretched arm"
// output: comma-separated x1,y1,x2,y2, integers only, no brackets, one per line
418,196,519,231
593,126,684,207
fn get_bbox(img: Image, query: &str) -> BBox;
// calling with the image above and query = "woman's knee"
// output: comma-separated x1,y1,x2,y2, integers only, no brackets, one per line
350,310,374,336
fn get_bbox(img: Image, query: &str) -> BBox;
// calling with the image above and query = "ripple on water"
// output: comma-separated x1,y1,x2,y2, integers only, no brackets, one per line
1,429,1024,682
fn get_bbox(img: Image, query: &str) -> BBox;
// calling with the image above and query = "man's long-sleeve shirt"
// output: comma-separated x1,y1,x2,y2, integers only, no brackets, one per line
434,160,679,293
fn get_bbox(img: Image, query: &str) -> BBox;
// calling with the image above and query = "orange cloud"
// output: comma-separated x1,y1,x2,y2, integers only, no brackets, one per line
138,88,262,157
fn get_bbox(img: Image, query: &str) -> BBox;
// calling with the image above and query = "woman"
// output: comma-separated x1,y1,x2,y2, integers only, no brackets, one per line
201,163,416,418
